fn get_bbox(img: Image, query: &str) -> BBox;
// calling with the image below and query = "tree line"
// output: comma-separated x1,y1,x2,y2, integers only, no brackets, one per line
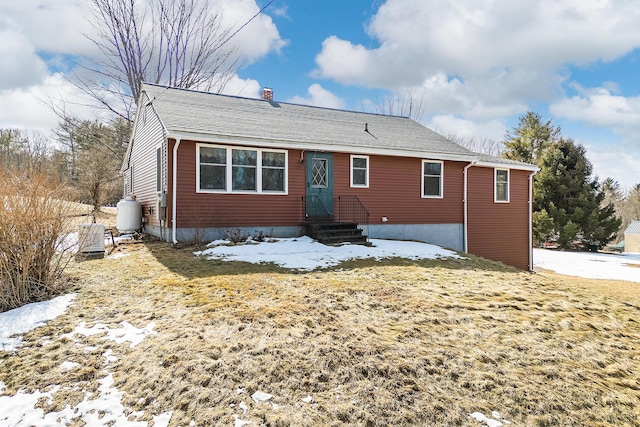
1,118,130,214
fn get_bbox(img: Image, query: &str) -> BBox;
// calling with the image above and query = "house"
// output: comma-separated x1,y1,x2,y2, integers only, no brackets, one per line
122,84,539,270
624,221,640,253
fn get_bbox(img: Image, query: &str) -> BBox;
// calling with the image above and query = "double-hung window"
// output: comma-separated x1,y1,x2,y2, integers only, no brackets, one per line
232,149,257,191
198,144,287,194
422,160,443,198
199,146,227,190
261,151,286,192
495,168,509,202
350,155,369,188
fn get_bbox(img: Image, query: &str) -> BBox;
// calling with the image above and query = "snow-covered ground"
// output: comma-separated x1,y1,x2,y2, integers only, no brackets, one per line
195,236,461,270
534,248,640,282
0,294,76,352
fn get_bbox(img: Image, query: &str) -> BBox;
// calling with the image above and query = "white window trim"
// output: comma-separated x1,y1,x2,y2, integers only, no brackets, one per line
421,159,444,199
494,168,510,203
350,155,369,188
196,143,288,195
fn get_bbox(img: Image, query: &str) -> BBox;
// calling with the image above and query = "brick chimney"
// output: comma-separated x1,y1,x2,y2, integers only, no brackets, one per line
261,87,273,101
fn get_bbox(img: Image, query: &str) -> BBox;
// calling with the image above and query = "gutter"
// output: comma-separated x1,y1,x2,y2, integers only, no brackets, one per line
528,170,538,272
172,138,182,244
166,130,479,164
463,160,478,253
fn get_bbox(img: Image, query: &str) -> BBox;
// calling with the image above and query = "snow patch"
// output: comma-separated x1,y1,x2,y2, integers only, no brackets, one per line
534,249,640,282
0,293,76,352
469,411,510,427
59,361,79,371
63,321,157,347
0,373,172,426
251,390,273,403
196,236,461,271
0,305,167,427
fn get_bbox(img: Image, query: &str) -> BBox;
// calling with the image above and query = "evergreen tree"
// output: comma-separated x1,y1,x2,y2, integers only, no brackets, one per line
503,111,560,165
602,177,623,208
535,138,620,249
503,112,621,250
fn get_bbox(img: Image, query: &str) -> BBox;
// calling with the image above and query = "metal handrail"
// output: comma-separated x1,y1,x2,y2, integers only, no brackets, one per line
336,195,370,241
302,195,332,220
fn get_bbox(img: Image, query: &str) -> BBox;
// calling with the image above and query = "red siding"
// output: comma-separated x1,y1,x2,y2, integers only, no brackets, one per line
467,167,531,270
167,140,532,269
332,153,464,224
168,140,306,229
167,142,465,229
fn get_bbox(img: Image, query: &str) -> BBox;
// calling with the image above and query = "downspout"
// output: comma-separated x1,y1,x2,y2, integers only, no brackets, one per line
172,138,182,244
463,160,477,253
528,170,538,272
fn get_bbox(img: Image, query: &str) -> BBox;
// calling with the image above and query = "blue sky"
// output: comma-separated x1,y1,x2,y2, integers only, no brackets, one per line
1,0,639,190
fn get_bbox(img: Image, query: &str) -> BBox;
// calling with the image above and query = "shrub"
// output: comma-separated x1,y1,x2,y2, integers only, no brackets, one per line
0,170,80,312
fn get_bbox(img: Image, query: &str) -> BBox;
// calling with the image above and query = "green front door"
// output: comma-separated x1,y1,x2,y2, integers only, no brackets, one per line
306,153,333,219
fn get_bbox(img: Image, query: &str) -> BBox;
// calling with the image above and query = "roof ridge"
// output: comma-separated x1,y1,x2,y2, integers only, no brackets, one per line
141,82,413,120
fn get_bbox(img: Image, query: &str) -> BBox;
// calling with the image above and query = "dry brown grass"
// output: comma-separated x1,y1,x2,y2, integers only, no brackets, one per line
1,242,639,426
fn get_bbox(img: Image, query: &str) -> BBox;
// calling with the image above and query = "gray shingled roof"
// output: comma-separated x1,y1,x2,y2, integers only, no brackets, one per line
625,221,640,235
140,83,535,169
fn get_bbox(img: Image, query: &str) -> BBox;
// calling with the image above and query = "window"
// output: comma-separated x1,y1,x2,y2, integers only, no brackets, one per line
311,158,328,188
422,160,443,198
156,146,162,192
262,151,286,192
495,168,510,202
232,149,257,191
199,146,226,190
351,155,369,187
197,144,287,194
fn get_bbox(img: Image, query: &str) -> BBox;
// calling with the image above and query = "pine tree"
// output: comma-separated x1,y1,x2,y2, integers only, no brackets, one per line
503,111,560,166
535,138,620,249
503,112,621,250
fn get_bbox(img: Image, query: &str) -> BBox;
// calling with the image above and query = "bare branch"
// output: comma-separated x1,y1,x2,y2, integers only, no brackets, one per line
69,0,246,120
445,132,504,156
375,90,426,122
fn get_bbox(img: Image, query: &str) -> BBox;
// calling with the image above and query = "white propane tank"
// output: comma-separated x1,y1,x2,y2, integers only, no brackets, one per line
116,195,142,234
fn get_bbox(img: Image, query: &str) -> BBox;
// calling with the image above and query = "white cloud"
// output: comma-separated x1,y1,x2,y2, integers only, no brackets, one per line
0,0,286,135
315,0,640,120
287,84,346,109
219,0,288,65
584,144,640,190
220,74,262,98
320,0,640,82
550,84,640,140
0,74,113,135
427,115,507,143
0,1,96,56
0,18,49,90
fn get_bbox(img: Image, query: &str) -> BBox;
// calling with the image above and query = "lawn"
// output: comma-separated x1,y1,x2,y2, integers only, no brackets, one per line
1,239,639,426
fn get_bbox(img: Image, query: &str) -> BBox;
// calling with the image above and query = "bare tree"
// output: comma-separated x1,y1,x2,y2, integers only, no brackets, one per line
620,184,640,233
375,90,426,122
0,129,53,173
54,117,131,212
445,132,504,156
73,0,242,120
